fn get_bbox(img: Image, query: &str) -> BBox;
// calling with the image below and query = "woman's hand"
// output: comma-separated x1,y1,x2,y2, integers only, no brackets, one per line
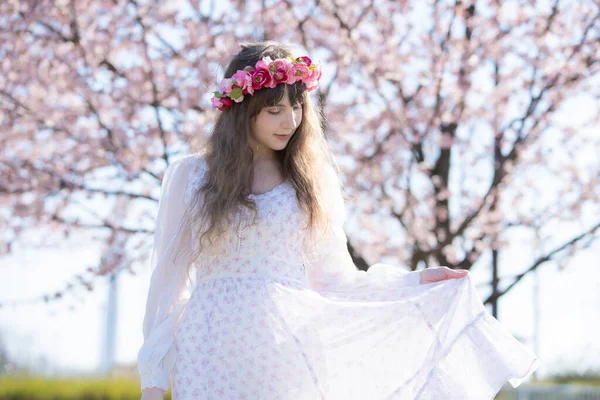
141,387,165,400
419,266,469,284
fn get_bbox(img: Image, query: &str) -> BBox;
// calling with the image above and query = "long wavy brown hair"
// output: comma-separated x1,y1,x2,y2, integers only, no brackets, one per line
177,40,343,274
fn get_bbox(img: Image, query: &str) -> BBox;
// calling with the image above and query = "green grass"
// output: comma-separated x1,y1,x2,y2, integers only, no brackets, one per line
0,376,171,400
2,374,599,399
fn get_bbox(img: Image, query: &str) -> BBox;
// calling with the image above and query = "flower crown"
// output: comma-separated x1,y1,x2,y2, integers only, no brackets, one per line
210,55,322,111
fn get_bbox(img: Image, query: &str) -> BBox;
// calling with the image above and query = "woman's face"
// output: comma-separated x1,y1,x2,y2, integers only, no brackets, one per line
249,93,303,159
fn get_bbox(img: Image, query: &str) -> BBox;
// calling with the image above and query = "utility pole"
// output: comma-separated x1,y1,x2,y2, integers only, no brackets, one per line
491,248,499,319
532,266,540,381
100,272,118,374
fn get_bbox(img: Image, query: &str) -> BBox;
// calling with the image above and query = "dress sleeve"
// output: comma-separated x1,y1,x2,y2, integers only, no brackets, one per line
302,164,422,293
137,157,195,392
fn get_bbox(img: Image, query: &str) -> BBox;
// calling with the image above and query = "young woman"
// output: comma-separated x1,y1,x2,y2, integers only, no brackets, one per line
138,41,539,400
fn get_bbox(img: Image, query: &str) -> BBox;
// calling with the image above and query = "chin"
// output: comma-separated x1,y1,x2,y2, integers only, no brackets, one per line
271,140,291,149
272,144,288,151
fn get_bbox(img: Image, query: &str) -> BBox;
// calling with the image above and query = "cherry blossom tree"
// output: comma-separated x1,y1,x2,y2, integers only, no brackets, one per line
1,0,599,315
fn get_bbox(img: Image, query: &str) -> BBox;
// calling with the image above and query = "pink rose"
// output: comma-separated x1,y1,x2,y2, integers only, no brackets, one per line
295,56,312,66
269,59,293,84
254,57,276,89
251,68,273,90
309,60,322,79
304,81,318,91
231,70,254,95
219,78,234,93
284,68,297,84
210,96,220,109
291,63,310,80
303,62,322,91
255,56,273,69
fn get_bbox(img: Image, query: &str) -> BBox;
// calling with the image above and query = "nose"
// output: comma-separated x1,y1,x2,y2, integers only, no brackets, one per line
282,108,299,130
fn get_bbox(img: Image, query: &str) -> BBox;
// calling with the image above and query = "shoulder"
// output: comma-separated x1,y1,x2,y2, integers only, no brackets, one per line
164,152,207,181
159,152,208,205
171,151,207,171
168,152,208,205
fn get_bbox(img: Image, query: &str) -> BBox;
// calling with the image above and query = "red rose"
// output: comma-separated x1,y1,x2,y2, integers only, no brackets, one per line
251,69,273,90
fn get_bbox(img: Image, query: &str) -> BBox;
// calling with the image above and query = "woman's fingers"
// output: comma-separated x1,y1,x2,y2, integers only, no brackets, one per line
443,267,468,280
421,267,469,283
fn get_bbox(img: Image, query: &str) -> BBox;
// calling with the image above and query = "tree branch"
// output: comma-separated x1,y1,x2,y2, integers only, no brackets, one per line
484,220,600,304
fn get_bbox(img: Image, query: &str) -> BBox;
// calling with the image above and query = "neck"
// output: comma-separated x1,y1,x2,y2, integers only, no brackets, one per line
251,147,278,162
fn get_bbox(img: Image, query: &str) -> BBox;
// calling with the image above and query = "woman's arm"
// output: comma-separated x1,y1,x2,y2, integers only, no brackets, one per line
137,156,196,392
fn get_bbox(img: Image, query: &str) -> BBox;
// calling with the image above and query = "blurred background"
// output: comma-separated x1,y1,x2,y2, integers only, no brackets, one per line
1,0,599,398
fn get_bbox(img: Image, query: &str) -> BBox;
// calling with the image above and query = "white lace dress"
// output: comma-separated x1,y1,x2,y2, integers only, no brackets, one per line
137,153,540,400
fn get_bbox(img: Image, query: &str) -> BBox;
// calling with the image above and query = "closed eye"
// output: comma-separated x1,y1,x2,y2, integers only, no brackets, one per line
267,106,302,115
